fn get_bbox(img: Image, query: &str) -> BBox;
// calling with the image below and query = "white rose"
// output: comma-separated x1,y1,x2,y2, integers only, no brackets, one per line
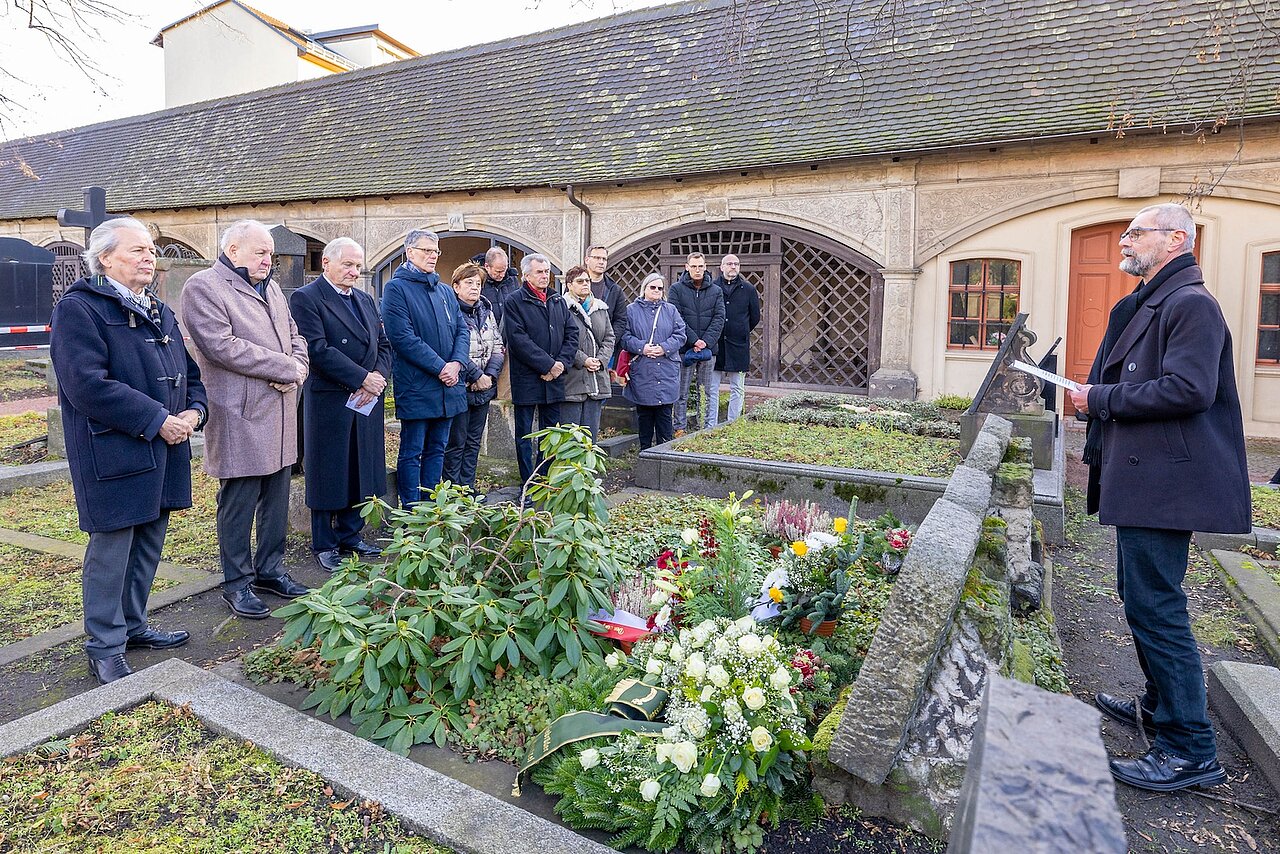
646,658,664,675
805,531,838,551
655,743,673,764
668,643,685,662
707,665,730,688
722,698,742,720
737,634,764,657
579,748,600,770
742,687,766,711
681,528,699,545
662,725,681,741
735,615,757,632
770,666,792,690
713,637,731,656
765,635,780,650
605,651,622,669
640,779,661,802
685,653,707,681
650,589,670,607
699,774,722,797
684,714,707,739
652,641,669,657
679,628,692,647
671,740,698,773
700,685,715,702
750,726,773,752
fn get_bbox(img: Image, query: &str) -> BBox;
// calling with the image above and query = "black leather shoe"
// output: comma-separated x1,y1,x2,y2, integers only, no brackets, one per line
125,627,190,650
88,653,132,685
252,573,309,599
341,539,382,558
1095,692,1157,732
316,549,346,572
1110,746,1226,791
223,586,270,619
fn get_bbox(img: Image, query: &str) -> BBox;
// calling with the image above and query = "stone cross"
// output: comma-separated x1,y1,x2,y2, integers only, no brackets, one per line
56,187,121,245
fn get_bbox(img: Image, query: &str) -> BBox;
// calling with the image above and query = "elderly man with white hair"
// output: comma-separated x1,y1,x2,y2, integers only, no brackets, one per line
288,238,392,571
50,216,208,684
180,219,310,619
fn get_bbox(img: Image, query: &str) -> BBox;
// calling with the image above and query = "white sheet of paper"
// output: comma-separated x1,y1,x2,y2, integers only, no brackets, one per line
1011,359,1083,392
346,393,377,416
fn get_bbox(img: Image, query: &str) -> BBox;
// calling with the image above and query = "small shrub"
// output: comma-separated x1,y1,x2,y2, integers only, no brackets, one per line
933,394,973,411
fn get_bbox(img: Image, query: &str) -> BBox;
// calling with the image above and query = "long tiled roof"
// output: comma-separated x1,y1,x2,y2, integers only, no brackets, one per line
2,0,1278,220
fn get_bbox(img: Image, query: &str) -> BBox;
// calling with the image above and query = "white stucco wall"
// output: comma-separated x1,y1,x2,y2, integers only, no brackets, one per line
162,4,305,107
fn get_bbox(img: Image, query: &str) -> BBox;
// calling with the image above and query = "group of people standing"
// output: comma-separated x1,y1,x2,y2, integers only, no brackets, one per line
51,218,760,686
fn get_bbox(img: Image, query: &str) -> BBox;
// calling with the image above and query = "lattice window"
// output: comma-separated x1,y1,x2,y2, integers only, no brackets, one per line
609,243,661,301
47,241,85,304
155,237,204,260
777,239,875,389
1260,251,1280,363
948,259,1020,351
734,268,767,378
669,230,772,257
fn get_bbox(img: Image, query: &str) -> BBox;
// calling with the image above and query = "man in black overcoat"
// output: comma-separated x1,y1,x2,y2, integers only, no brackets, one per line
502,253,578,488
289,238,393,571
51,217,208,684
1069,202,1251,793
711,253,761,428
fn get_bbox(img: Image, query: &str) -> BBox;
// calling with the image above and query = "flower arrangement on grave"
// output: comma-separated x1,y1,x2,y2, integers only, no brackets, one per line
871,525,913,574
759,497,832,549
269,426,619,754
529,616,811,853
645,492,764,630
750,510,865,634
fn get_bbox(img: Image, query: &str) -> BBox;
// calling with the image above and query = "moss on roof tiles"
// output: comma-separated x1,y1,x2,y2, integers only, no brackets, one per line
1,0,1277,218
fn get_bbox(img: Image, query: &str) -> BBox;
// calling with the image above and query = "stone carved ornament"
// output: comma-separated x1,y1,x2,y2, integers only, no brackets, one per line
971,313,1044,415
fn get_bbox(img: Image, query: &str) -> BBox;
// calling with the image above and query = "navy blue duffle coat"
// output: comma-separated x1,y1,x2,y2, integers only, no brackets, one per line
51,276,207,533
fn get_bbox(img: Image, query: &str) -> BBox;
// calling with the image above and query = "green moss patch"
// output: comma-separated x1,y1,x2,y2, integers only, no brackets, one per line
1009,611,1070,694
0,412,52,465
0,701,451,853
674,420,960,478
0,470,223,572
1252,485,1280,530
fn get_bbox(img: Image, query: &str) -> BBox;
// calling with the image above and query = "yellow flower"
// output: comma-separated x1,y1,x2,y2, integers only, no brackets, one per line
791,540,808,557
769,587,784,603
833,517,848,534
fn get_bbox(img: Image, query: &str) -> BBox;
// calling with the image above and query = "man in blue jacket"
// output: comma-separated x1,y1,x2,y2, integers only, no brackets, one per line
51,217,208,685
1070,203,1250,793
381,229,469,508
502,254,578,488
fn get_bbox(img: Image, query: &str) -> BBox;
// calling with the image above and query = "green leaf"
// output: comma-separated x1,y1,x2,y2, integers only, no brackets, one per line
546,577,571,610
377,638,403,668
363,652,381,695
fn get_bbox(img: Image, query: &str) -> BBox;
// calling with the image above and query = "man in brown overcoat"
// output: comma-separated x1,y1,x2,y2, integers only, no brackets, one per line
180,220,311,619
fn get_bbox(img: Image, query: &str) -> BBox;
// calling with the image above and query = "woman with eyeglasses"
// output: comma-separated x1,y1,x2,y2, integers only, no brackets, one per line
621,272,687,449
561,265,616,442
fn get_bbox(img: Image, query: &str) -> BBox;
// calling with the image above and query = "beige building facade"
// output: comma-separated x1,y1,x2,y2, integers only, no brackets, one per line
7,126,1279,435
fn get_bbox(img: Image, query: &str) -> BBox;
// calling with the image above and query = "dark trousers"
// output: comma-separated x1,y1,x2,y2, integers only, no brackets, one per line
635,404,673,450
443,401,491,488
310,507,364,553
83,512,170,659
217,467,291,592
561,398,604,443
1115,526,1216,761
397,416,454,507
514,402,560,485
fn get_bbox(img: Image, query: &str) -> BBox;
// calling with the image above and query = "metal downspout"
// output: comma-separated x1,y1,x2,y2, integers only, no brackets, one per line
565,184,591,260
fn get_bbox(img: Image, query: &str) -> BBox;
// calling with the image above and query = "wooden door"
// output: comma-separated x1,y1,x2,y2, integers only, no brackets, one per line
1066,222,1138,399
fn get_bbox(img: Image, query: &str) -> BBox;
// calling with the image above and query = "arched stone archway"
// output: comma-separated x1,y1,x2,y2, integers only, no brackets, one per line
610,219,883,392
371,230,557,297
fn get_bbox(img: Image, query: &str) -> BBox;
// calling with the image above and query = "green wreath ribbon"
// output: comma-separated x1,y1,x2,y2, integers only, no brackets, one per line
519,677,669,778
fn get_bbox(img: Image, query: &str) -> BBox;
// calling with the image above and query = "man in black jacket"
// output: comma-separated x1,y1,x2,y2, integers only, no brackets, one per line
710,254,761,428
669,252,725,434
502,254,578,487
289,238,393,572
478,247,521,327
584,245,628,354
1070,203,1250,793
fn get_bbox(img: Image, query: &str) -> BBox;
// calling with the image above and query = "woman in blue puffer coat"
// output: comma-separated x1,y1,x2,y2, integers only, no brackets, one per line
621,273,687,449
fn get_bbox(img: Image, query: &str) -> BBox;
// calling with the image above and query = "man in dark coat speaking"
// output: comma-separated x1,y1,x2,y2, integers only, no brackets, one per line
51,217,208,685
1069,202,1250,793
290,238,393,571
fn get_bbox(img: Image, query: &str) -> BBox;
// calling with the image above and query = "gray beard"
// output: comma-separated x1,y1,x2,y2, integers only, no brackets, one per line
1119,253,1153,278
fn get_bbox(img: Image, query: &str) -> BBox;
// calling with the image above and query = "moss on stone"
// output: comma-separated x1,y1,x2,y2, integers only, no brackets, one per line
1002,436,1033,466
833,482,888,505
810,685,851,768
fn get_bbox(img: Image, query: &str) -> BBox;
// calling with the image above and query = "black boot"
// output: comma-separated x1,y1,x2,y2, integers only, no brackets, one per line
88,653,132,685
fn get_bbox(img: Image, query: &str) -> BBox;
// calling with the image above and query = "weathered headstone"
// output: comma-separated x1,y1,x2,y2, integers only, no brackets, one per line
959,313,1056,470
269,224,308,300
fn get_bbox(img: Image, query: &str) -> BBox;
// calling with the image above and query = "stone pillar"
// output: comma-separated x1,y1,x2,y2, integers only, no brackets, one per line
869,267,919,399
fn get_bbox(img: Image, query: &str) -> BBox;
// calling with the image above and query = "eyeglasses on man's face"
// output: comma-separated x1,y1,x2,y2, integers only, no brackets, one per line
410,245,441,256
1119,227,1178,241
587,254,608,261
